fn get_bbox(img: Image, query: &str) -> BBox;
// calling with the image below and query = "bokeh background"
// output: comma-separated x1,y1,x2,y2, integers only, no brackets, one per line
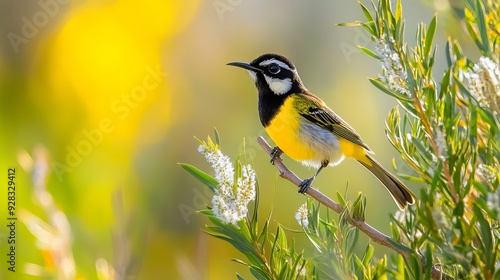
0,0,476,279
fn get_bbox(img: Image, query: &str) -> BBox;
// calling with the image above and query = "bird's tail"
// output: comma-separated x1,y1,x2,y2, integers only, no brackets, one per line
357,155,416,210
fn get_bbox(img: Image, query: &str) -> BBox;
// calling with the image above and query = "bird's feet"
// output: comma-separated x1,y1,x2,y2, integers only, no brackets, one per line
298,177,314,194
270,147,283,165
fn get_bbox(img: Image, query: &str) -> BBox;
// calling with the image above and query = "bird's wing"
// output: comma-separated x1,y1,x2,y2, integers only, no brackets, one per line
295,92,371,151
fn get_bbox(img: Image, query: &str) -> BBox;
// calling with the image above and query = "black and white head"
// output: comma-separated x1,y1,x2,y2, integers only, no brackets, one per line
228,53,306,96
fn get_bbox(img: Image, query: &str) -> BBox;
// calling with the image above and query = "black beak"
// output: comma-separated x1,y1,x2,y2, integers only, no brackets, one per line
227,62,262,72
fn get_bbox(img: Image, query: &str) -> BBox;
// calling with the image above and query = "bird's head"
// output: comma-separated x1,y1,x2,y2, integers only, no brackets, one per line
228,53,306,96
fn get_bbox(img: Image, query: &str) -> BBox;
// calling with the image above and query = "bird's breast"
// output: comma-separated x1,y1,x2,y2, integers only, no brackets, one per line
264,97,344,167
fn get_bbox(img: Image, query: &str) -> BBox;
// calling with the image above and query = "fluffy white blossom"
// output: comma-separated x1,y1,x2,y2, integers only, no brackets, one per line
435,129,447,160
375,34,411,97
463,56,500,113
295,203,309,228
487,187,500,219
477,164,497,185
295,263,307,276
198,143,256,225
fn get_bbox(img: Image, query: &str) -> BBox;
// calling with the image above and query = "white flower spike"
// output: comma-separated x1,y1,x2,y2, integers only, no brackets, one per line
198,140,256,225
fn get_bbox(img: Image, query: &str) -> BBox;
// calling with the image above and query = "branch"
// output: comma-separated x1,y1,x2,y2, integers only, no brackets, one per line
412,96,458,203
257,136,453,280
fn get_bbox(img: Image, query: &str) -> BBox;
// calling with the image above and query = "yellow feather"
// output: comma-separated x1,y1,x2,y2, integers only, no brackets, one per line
265,97,317,160
338,138,372,166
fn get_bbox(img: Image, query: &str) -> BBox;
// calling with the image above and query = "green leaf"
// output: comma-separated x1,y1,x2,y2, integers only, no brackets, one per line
494,269,500,280
469,106,478,149
473,204,494,268
249,266,268,280
409,135,434,163
199,209,213,216
269,227,280,269
395,0,402,22
474,0,491,55
445,38,453,67
439,68,451,98
352,193,366,222
389,222,401,241
234,158,242,191
246,253,266,270
369,77,412,102
397,99,419,118
424,243,433,279
353,255,365,277
424,15,437,61
233,258,249,266
344,227,359,254
358,46,380,59
465,13,481,49
408,252,423,280
477,107,500,130
336,21,364,27
336,191,346,207
453,200,464,217
452,39,464,59
179,163,218,192
303,229,323,253
277,226,287,249
257,218,269,246
453,75,475,101
213,127,221,146
251,181,260,236
238,219,252,243
430,161,443,190
388,237,413,254
359,1,377,35
362,244,374,268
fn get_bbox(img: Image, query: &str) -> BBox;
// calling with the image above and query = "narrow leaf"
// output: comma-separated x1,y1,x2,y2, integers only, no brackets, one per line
359,1,377,35
179,163,218,192
424,243,433,279
358,46,380,59
473,204,494,267
214,127,221,146
475,0,491,55
369,78,412,101
336,21,364,27
424,16,437,60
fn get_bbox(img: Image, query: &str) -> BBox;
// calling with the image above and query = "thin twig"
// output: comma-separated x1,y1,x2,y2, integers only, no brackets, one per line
257,136,453,280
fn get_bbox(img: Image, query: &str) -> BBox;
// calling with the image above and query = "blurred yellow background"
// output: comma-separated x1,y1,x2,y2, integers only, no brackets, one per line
0,0,470,279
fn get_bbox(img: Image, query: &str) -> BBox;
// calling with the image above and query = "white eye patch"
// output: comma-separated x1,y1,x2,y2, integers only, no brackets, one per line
263,74,292,95
259,59,296,73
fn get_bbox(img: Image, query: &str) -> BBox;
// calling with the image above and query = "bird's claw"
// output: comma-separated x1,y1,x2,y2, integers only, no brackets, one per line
270,147,283,165
298,178,313,194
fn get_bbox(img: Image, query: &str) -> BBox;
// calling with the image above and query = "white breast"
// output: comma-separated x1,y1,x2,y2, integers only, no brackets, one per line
298,120,345,168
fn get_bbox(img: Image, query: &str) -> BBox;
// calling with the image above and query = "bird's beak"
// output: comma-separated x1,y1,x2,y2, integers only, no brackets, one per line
227,62,262,73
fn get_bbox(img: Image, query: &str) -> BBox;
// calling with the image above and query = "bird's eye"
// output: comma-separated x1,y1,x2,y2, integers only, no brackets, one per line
268,64,281,74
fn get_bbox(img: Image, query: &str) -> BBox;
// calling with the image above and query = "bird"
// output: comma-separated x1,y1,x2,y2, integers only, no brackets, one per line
227,53,416,210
